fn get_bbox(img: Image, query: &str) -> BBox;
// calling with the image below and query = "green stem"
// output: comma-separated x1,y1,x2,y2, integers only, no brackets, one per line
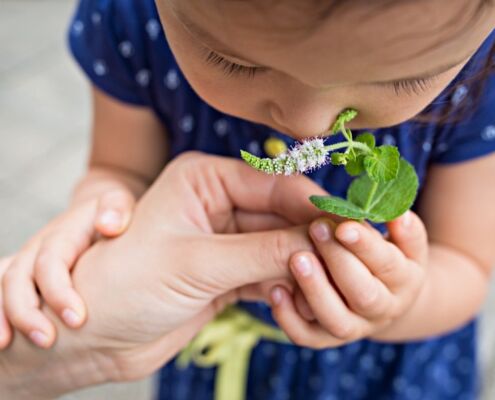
364,181,379,212
324,141,371,153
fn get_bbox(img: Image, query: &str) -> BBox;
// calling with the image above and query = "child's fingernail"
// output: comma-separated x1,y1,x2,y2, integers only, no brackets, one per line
293,255,313,277
402,211,411,228
271,287,284,306
62,308,81,327
339,227,360,243
99,210,122,230
29,330,49,347
311,221,331,242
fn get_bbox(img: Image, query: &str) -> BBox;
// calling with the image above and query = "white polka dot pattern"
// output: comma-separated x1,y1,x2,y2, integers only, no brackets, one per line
481,125,495,141
179,115,195,133
93,60,107,76
136,69,151,87
146,19,161,40
119,41,134,58
164,69,180,90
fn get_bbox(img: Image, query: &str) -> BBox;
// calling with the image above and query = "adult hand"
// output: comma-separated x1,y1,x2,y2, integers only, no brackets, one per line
0,152,328,399
74,151,329,380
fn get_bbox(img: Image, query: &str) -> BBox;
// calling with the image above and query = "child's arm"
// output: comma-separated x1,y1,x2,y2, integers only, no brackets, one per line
268,153,495,347
0,87,170,349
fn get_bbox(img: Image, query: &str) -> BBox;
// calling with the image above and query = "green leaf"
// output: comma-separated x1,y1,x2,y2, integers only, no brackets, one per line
310,195,374,220
355,133,375,150
363,145,400,182
331,152,348,166
329,109,358,134
345,156,365,176
347,158,418,222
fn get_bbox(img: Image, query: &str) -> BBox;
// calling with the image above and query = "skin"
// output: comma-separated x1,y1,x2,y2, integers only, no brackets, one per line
1,0,495,396
150,0,495,345
156,0,495,138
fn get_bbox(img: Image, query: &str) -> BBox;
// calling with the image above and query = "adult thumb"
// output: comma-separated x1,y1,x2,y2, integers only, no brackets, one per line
198,225,314,293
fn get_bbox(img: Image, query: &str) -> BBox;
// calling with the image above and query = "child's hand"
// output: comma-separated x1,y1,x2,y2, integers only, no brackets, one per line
0,189,135,349
269,210,428,348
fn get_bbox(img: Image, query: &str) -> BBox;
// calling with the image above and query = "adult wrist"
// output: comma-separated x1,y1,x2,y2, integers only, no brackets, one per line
0,312,115,399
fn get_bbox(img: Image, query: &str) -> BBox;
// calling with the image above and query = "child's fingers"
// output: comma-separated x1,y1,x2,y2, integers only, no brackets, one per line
288,252,370,340
0,256,14,349
270,286,343,349
2,251,56,348
294,288,316,321
331,219,416,292
95,189,135,237
308,219,393,319
34,235,87,328
387,211,428,266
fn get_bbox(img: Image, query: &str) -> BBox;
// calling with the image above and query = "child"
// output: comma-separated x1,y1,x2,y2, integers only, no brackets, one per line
2,0,495,399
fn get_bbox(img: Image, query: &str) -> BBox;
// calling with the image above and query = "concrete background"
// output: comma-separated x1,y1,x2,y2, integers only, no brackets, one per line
0,1,493,399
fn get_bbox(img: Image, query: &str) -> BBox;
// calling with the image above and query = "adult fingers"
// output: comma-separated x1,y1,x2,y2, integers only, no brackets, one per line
191,225,314,293
175,152,330,225
234,210,292,233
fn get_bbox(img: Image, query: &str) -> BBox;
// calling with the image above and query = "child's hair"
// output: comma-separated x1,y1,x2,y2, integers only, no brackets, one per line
218,0,495,123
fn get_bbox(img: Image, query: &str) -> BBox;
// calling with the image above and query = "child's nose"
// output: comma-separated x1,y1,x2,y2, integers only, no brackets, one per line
268,97,340,140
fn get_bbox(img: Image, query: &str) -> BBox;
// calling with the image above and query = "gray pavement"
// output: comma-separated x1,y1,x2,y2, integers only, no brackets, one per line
0,1,494,399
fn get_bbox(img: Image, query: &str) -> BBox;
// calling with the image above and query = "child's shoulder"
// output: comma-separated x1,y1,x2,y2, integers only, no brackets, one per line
69,0,180,106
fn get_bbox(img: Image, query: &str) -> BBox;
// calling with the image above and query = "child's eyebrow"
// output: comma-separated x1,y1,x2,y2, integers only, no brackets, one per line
174,8,260,65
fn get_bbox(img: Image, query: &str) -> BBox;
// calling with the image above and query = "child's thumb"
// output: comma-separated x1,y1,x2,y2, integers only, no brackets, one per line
95,189,136,237
205,225,314,292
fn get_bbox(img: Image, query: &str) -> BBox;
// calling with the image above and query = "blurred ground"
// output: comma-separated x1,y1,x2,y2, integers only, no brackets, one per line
0,1,494,399
0,1,154,399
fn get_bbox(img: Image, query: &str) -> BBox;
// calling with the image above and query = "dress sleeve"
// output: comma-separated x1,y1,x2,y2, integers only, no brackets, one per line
67,0,157,106
430,37,495,164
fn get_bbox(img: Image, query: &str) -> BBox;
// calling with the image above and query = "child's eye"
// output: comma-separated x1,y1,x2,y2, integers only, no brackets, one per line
204,51,261,78
383,77,435,96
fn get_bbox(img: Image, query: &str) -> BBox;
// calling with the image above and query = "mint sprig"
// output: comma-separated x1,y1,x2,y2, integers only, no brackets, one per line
240,110,419,222
310,159,418,222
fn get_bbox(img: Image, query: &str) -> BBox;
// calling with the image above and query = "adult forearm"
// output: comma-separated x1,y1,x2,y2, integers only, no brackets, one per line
370,242,489,342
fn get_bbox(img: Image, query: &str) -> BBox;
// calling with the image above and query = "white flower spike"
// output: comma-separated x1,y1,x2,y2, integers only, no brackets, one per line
241,137,329,176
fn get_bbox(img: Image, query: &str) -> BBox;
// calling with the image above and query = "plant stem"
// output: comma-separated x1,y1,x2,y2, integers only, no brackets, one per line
324,141,371,153
364,181,379,212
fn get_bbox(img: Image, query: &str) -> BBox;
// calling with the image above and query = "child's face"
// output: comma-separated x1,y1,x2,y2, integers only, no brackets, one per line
156,0,495,139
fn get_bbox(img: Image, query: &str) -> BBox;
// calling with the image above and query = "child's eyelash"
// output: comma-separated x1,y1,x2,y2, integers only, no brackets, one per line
203,49,436,96
204,51,259,78
385,77,435,96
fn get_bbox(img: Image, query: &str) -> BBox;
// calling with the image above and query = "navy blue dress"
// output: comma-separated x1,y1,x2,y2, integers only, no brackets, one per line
68,1,495,399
